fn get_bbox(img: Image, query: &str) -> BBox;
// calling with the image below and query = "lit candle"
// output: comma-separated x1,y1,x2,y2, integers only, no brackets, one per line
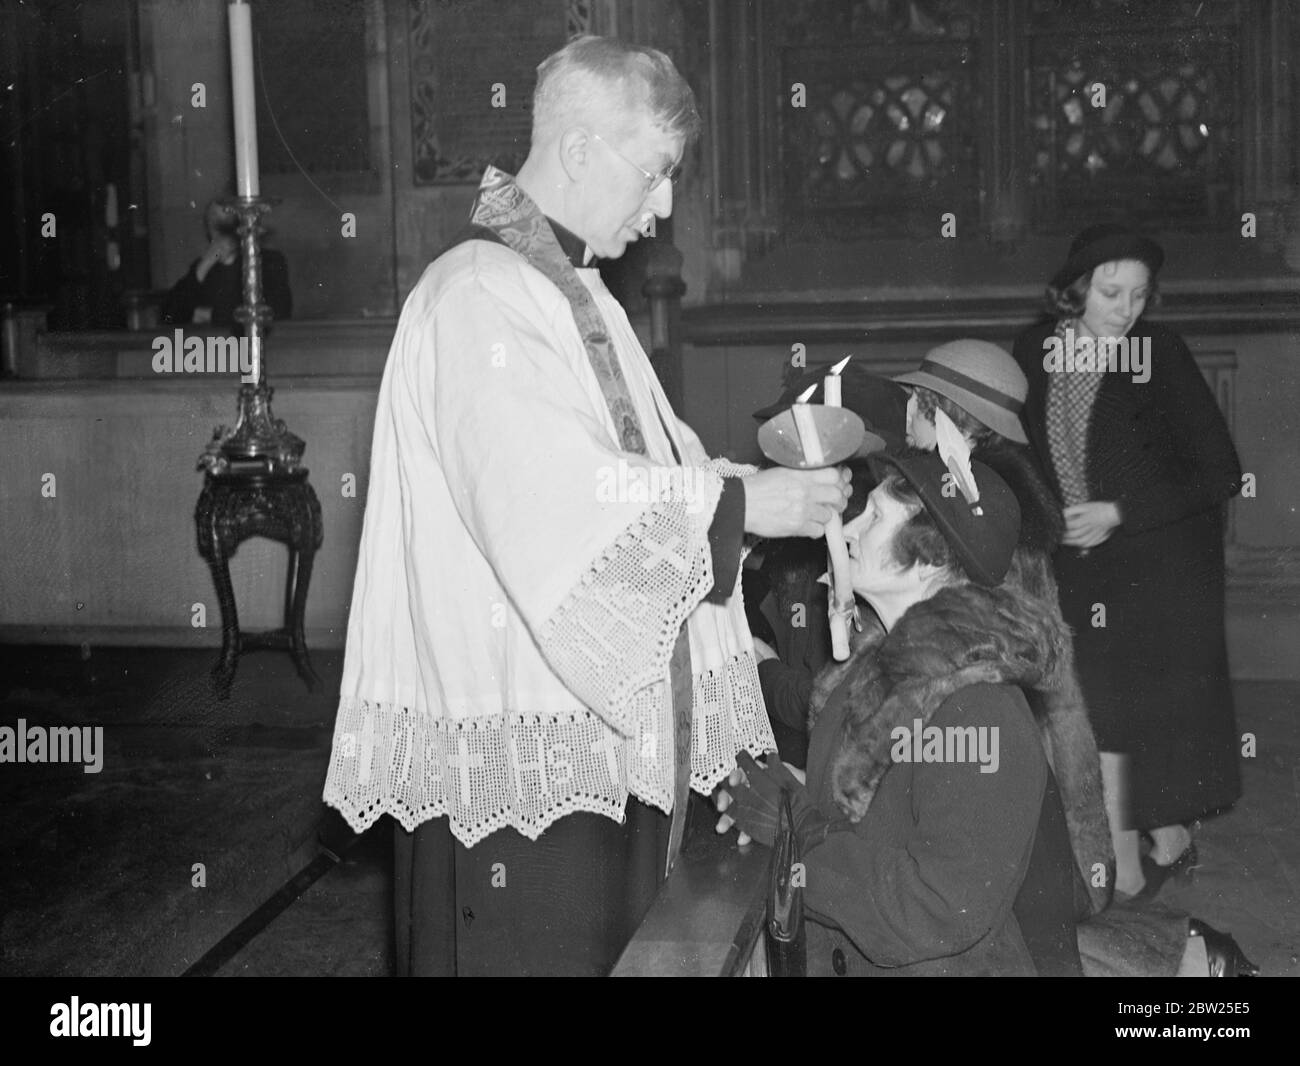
824,354,851,407
228,1,260,198
791,383,824,465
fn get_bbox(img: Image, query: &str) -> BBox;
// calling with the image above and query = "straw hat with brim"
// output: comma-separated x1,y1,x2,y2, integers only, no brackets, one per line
868,451,1021,588
752,365,908,456
1051,223,1165,291
894,339,1029,445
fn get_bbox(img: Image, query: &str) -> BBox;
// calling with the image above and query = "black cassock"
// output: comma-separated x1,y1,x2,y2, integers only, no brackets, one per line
395,623,718,976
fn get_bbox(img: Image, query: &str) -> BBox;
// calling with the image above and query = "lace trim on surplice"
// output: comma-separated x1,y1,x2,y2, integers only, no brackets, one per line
324,462,773,846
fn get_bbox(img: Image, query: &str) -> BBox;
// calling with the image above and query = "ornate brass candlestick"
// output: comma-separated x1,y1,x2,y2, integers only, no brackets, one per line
197,196,305,476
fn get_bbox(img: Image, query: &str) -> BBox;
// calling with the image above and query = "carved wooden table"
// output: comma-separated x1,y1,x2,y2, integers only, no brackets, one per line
195,469,324,699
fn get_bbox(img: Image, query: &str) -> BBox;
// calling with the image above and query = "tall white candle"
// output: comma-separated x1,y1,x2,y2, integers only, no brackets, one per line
228,1,260,197
824,355,851,407
791,383,824,465
818,361,855,660
823,374,841,408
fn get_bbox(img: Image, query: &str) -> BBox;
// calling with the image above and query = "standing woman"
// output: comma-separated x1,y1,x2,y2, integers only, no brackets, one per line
1012,225,1243,898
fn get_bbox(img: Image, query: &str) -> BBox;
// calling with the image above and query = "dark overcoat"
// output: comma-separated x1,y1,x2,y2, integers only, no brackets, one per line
1011,318,1242,827
799,582,1085,976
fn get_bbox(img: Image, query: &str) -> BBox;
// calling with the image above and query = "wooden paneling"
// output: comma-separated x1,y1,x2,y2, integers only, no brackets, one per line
0,377,377,649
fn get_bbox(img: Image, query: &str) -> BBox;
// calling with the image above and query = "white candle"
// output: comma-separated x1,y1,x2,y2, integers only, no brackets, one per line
824,355,851,407
819,360,855,660
791,383,824,465
823,375,841,408
228,1,260,197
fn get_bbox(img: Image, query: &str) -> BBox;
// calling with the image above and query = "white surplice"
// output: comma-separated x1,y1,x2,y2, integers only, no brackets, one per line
323,239,773,846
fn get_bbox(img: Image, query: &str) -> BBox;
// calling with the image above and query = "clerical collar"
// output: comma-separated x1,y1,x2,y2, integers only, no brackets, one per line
547,218,595,268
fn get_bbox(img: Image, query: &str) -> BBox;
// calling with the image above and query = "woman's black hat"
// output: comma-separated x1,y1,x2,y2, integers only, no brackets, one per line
869,451,1021,588
1051,223,1165,291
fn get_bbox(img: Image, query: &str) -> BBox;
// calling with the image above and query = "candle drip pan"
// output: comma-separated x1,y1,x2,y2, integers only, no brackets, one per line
758,408,874,469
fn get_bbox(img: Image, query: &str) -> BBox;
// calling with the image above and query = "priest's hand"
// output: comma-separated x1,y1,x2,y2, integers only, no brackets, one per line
743,466,850,539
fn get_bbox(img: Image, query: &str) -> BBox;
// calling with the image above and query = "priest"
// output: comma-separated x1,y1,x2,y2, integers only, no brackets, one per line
323,35,849,976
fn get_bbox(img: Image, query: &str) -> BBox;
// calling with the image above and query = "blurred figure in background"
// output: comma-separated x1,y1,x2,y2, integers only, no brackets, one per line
161,199,292,327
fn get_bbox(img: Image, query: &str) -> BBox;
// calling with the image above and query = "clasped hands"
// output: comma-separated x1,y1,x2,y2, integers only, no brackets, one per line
714,750,836,850
1062,500,1122,549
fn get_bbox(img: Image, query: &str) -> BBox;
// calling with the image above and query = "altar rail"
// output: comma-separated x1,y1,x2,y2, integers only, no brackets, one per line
611,819,769,977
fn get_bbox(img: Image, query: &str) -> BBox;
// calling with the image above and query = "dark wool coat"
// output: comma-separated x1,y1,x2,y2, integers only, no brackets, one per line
752,566,832,769
970,438,1114,915
799,582,1084,976
1012,318,1243,827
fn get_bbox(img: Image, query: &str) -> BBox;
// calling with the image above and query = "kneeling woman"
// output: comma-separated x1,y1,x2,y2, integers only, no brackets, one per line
720,450,1082,975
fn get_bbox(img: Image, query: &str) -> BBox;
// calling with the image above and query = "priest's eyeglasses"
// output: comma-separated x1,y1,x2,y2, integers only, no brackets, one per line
591,131,680,194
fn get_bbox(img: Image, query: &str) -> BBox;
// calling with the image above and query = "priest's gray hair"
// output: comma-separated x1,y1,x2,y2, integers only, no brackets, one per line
531,35,701,148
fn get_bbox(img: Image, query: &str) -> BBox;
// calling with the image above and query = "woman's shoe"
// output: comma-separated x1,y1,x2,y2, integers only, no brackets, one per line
1135,841,1198,900
1189,918,1260,977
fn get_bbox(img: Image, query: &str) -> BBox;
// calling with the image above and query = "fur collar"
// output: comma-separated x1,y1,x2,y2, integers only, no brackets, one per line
811,580,1068,821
